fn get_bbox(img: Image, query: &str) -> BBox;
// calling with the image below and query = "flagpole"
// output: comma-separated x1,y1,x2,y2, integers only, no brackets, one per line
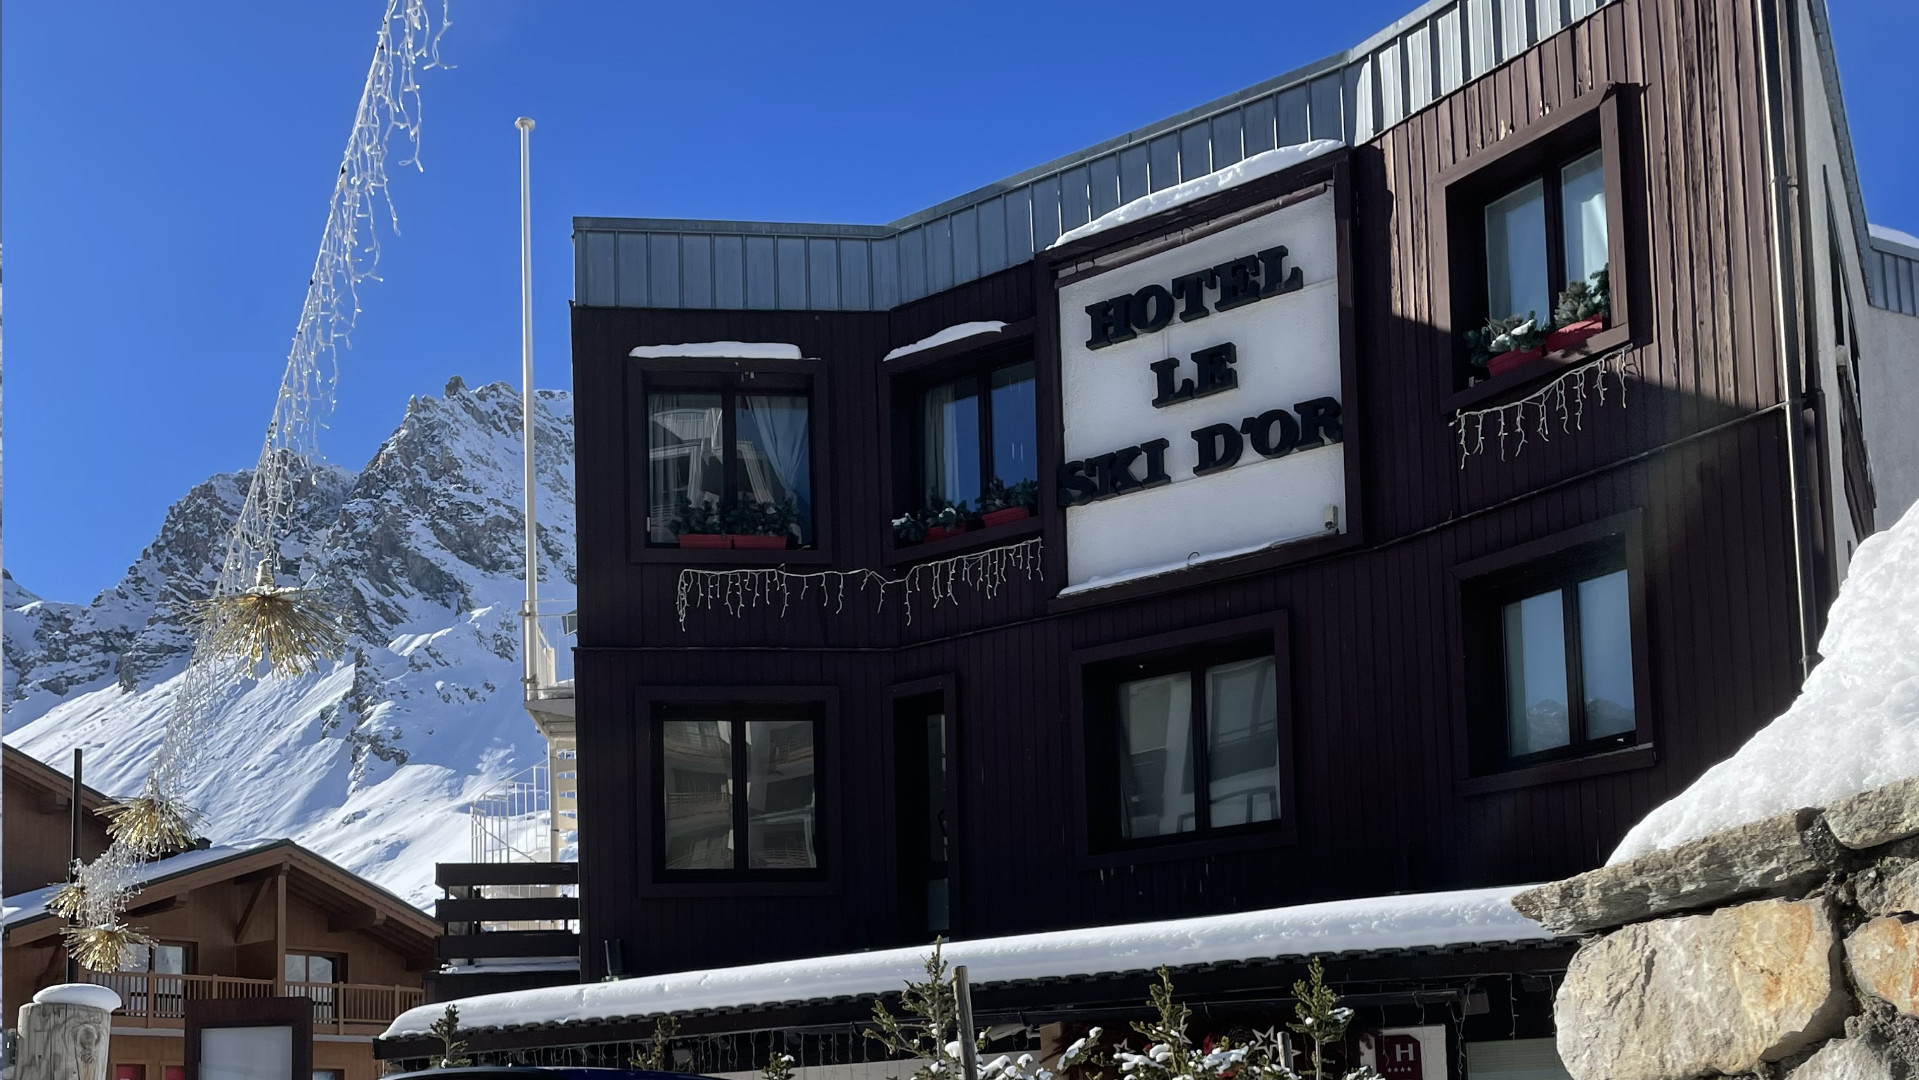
517,116,537,697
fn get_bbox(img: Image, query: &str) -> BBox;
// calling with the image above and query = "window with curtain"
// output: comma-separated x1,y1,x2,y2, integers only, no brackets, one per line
659,705,820,878
646,384,812,546
1114,654,1281,842
1480,145,1610,325
1480,558,1638,767
915,359,1036,511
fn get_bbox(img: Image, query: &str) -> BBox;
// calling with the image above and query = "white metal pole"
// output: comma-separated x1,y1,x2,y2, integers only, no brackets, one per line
517,117,538,697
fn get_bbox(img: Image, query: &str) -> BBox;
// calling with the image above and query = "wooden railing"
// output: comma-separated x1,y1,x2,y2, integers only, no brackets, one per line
87,972,423,1033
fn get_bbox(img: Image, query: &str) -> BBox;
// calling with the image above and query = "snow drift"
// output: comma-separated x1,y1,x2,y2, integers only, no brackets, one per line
1609,502,1919,863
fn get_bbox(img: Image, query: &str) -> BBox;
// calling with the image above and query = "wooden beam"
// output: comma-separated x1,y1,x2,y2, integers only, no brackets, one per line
126,894,189,918
235,875,274,942
274,864,288,994
326,906,386,934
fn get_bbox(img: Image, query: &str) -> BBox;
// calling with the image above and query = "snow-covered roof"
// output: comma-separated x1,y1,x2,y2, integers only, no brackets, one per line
382,884,1555,1040
3,840,284,929
1049,141,1343,251
882,322,1007,362
1871,223,1919,256
628,342,803,360
1609,503,1919,863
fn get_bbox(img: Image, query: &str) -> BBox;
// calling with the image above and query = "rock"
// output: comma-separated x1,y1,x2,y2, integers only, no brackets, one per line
1853,857,1919,918
1847,917,1919,1017
1514,810,1836,934
1828,776,1919,852
1787,1034,1911,1080
1555,898,1851,1080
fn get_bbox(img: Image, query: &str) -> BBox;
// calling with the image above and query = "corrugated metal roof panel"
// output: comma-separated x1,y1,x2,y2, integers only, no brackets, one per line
576,0,1624,310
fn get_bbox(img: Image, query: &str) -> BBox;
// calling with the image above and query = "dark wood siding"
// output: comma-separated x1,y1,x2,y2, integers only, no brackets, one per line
571,0,1817,979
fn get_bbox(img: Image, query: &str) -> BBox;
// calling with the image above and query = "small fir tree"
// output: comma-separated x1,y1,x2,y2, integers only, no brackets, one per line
763,1050,797,1080
430,1004,471,1068
1286,957,1378,1080
632,1014,682,1071
866,939,971,1080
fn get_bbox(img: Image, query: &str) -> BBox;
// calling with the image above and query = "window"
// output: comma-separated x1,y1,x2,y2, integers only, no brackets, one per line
1481,146,1609,325
647,383,813,547
283,953,341,985
917,359,1037,512
1498,568,1636,761
122,941,191,1019
658,706,820,877
285,953,344,1023
1462,537,1642,772
1440,86,1634,390
1113,653,1282,841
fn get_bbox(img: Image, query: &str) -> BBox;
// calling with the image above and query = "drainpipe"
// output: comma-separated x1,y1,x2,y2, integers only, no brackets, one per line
1756,0,1819,680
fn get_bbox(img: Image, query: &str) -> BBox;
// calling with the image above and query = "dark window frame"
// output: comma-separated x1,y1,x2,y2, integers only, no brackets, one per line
626,358,833,566
1451,511,1657,789
909,358,1038,514
1477,553,1636,769
881,322,1045,565
1435,84,1641,410
1068,613,1297,867
648,698,829,887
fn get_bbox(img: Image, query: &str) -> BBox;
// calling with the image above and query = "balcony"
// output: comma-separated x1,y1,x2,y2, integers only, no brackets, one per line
87,971,423,1035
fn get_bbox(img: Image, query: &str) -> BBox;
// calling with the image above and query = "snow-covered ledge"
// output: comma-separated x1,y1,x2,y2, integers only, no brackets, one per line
1048,140,1342,250
384,884,1552,1039
883,321,1007,362
629,342,803,360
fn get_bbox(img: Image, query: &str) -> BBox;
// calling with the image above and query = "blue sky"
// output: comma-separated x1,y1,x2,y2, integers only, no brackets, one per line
5,1,1916,602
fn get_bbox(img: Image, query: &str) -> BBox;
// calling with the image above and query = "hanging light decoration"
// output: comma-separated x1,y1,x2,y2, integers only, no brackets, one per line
1450,347,1638,466
59,0,450,970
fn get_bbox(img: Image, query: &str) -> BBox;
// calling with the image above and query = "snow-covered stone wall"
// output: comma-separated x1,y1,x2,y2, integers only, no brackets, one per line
1512,776,1919,1080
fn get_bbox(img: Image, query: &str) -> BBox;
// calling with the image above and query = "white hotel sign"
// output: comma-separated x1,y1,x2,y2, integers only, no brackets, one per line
1056,187,1348,591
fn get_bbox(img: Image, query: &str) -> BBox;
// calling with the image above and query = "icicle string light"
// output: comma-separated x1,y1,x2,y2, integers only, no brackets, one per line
1450,348,1638,466
676,539,1044,629
62,0,449,954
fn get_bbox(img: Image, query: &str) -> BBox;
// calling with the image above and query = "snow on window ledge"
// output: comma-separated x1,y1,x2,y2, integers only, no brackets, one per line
882,321,1008,362
629,342,804,360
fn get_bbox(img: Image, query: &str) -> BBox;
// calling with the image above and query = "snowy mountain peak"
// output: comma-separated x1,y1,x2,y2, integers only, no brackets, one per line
4,379,573,907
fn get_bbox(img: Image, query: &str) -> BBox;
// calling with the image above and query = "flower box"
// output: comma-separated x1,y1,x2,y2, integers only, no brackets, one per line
676,534,730,549
730,534,788,550
1545,317,1607,353
1487,346,1544,377
980,507,1031,528
925,525,967,542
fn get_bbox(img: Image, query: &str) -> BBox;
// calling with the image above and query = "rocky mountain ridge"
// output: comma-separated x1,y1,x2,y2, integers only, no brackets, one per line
3,377,574,907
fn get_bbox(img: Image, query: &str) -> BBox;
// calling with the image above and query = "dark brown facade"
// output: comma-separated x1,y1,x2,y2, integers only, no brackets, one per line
568,0,1868,992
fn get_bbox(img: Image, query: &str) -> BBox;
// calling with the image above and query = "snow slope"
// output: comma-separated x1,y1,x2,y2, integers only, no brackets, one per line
1609,501,1919,862
3,378,573,907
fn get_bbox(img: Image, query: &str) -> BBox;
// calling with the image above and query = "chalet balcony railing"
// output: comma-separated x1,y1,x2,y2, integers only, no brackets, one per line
86,972,423,1033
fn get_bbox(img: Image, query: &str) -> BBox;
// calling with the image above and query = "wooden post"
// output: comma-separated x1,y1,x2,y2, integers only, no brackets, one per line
66,749,83,985
954,965,979,1080
273,863,288,995
17,986,119,1080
